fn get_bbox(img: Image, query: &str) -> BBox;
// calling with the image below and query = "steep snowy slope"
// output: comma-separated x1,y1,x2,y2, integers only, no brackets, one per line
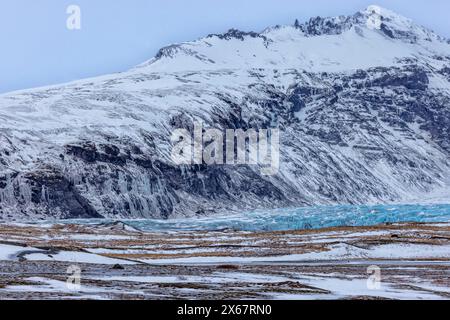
0,6,449,220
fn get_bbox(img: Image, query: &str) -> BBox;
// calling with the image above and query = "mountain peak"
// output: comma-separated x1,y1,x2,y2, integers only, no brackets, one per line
287,5,437,41
359,5,439,42
362,4,412,28
136,6,448,74
364,4,401,18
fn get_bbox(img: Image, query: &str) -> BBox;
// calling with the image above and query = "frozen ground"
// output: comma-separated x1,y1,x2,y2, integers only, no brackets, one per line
0,221,450,300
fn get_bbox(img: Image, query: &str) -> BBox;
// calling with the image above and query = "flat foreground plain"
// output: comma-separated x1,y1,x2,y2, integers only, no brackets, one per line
0,221,449,299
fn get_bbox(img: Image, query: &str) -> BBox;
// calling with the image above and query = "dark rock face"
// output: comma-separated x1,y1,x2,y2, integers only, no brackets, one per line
209,29,266,41
66,142,128,166
301,15,355,36
23,168,102,219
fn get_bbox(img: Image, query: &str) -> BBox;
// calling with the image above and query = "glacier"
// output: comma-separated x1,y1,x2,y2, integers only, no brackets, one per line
0,5,449,220
59,203,450,232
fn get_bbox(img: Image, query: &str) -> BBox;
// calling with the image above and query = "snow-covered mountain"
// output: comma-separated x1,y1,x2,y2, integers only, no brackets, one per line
1,5,449,220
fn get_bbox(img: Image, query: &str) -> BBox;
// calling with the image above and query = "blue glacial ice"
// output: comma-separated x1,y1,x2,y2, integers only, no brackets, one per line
61,203,450,232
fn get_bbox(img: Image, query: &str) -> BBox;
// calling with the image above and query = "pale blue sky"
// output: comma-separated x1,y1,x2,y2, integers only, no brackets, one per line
1,0,449,93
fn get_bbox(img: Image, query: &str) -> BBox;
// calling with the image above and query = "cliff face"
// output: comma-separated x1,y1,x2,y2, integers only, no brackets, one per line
0,6,449,220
